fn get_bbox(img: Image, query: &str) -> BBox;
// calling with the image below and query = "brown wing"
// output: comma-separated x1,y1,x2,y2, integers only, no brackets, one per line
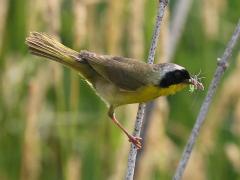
79,50,153,91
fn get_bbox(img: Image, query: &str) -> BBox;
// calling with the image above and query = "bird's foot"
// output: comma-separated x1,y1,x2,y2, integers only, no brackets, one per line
128,135,142,149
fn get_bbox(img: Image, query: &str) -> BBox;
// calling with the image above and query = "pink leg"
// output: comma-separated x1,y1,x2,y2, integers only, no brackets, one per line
108,107,142,149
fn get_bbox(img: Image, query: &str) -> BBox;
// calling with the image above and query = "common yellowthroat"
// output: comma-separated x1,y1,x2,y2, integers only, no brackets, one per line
26,32,203,149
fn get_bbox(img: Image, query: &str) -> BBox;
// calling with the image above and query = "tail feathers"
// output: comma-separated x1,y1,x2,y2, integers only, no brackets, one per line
26,32,80,68
26,32,100,83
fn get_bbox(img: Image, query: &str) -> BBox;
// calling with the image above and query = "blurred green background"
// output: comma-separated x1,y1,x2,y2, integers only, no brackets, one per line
1,0,240,179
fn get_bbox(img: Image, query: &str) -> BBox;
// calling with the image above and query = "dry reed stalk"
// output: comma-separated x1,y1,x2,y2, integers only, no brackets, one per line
27,0,47,30
44,0,61,35
166,0,193,61
225,143,240,173
233,92,240,136
69,70,80,128
27,0,60,34
129,0,144,59
78,0,101,5
0,0,8,54
86,6,100,52
202,0,226,39
106,0,125,54
157,7,169,63
2,56,31,108
73,0,87,49
21,67,51,180
231,54,240,137
84,0,107,52
65,154,82,180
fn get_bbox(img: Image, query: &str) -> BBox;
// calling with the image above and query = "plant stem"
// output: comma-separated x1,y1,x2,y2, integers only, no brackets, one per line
167,0,193,61
173,19,240,180
147,0,169,65
125,1,168,180
137,0,194,162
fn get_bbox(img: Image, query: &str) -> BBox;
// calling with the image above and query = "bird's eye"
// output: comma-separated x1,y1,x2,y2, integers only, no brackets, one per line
174,70,182,80
181,69,191,79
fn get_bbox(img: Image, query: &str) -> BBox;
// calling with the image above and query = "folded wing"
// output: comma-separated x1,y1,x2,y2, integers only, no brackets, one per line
79,51,152,91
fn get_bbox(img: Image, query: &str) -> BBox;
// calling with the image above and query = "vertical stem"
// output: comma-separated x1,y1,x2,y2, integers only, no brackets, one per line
125,1,168,180
147,0,168,65
173,19,240,180
166,0,193,61
125,104,146,179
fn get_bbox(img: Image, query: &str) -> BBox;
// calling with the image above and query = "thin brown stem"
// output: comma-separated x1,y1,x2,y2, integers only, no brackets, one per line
125,1,169,180
173,19,240,180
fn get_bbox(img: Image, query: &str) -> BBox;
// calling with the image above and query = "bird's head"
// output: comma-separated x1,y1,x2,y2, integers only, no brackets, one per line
152,63,204,95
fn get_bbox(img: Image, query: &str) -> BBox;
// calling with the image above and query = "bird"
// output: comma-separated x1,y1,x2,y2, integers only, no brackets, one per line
26,32,203,149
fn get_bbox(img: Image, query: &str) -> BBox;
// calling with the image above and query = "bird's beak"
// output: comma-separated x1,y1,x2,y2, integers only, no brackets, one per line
184,78,204,90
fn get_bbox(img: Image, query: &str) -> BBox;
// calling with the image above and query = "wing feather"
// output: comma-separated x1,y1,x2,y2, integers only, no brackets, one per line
79,51,153,91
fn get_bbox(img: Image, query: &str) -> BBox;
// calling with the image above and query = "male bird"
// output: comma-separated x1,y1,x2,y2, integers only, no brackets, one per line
26,32,203,149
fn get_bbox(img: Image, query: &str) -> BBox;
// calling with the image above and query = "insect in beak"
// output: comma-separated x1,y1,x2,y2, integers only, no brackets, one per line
189,78,204,90
184,77,204,92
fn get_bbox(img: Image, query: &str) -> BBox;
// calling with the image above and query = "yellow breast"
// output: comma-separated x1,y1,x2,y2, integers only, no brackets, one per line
96,81,188,107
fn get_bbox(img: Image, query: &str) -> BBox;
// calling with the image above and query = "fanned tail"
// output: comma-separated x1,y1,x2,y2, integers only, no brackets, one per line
26,32,100,83
26,32,82,70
